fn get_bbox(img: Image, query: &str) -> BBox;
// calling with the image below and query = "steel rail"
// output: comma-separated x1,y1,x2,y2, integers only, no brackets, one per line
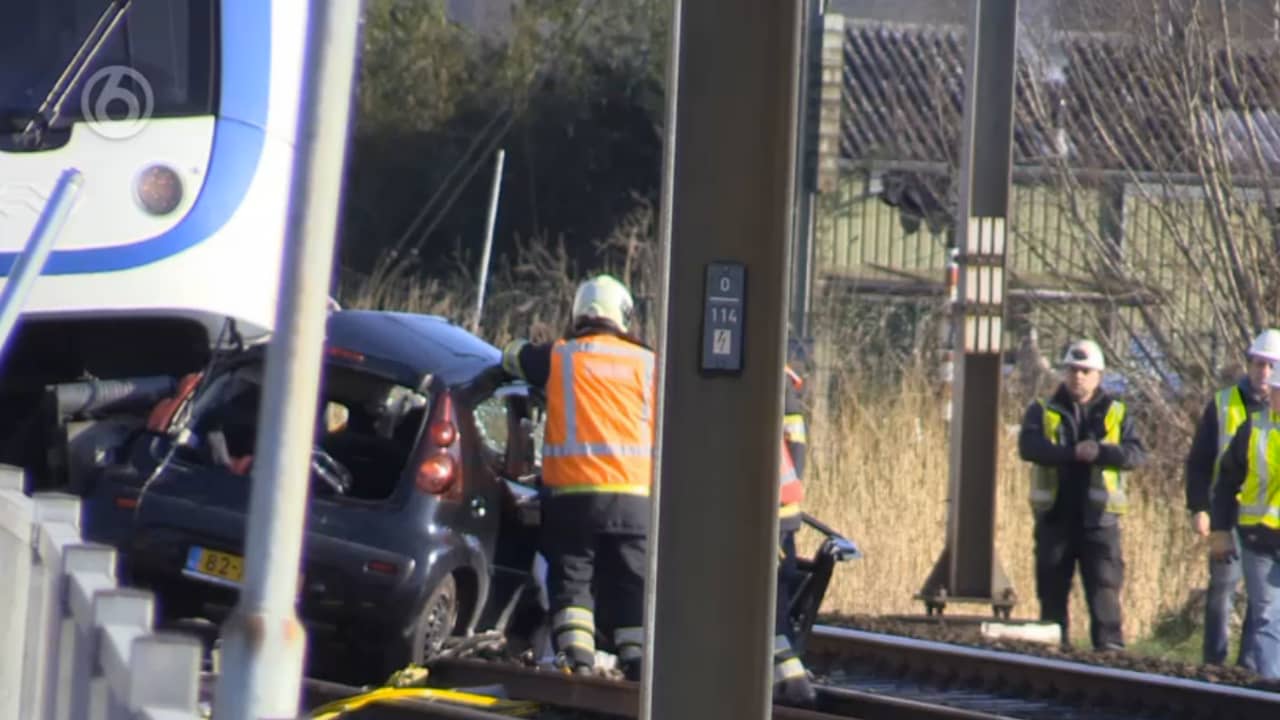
815,685,1017,720
425,659,853,720
807,625,1280,719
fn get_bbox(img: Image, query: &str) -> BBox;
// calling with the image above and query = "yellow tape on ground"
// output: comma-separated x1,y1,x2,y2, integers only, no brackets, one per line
307,686,540,719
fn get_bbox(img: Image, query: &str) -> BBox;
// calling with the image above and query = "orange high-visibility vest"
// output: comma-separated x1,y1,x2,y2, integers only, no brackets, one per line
780,439,803,515
544,335,656,495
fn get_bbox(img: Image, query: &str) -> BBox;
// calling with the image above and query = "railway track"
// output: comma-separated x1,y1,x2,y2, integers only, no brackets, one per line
282,623,1280,719
806,624,1280,719
423,657,1023,719
299,657,990,719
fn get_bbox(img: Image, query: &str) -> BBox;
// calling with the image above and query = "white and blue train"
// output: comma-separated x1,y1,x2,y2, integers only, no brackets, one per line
0,0,312,484
1,0,307,353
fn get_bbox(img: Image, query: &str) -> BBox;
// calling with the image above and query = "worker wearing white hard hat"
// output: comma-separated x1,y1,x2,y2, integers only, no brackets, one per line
497,274,654,682
1210,357,1280,679
1186,329,1280,668
1019,338,1147,650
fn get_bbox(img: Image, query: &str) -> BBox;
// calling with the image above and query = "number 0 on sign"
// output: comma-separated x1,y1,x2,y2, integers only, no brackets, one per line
702,263,745,372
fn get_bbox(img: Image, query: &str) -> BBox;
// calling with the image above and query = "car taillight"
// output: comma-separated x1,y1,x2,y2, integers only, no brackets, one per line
415,454,456,494
414,391,460,497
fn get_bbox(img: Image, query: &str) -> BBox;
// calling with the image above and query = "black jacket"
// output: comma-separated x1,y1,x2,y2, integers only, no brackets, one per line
1018,384,1147,527
1211,413,1280,552
509,320,651,389
1185,378,1267,513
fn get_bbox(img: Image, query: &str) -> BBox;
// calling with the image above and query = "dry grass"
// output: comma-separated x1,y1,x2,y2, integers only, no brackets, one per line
341,202,660,346
342,232,1214,647
338,238,579,345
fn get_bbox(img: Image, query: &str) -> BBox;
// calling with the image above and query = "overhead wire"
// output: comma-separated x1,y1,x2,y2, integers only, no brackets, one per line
391,1,605,260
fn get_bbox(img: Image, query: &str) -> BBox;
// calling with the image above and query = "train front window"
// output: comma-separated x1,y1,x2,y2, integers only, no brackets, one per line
0,0,217,135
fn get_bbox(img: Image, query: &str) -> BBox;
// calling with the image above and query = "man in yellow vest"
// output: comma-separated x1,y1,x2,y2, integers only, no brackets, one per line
1211,361,1280,680
1018,339,1146,650
783,364,808,480
499,275,654,681
773,366,815,706
1185,329,1280,668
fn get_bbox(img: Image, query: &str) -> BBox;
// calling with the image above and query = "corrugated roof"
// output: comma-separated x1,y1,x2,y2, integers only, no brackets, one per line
839,19,1280,173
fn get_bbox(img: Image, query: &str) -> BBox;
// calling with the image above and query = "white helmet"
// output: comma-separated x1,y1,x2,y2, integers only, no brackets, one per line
1061,339,1105,371
572,274,634,332
1248,328,1280,362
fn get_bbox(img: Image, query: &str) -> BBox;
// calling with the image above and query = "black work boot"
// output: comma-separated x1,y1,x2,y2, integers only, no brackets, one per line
774,674,817,707
555,651,595,677
620,658,642,682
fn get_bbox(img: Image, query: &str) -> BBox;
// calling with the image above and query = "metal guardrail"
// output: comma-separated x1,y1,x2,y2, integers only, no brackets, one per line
0,466,204,720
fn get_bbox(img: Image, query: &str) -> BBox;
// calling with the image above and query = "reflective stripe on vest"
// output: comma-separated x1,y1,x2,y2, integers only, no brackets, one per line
544,336,655,495
1029,400,1129,515
1214,386,1249,485
1241,411,1280,530
782,413,807,444
780,438,803,510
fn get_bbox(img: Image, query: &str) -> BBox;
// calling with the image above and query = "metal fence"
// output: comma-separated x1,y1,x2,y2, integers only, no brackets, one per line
0,467,204,720
816,168,1110,292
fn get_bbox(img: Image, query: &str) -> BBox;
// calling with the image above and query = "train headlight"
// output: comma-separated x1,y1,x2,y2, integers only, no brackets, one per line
134,165,184,216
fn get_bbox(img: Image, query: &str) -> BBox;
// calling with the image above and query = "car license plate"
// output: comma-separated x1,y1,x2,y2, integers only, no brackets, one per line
185,546,244,586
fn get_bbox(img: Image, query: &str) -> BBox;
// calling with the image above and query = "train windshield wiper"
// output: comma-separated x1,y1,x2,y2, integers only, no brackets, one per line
16,0,131,149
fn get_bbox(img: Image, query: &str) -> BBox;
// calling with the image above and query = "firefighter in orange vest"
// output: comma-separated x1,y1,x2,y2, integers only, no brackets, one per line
774,365,815,706
499,274,655,681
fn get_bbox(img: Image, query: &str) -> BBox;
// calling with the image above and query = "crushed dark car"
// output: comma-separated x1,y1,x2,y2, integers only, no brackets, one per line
76,310,549,681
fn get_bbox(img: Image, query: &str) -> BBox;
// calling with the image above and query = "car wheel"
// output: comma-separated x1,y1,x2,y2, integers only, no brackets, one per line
410,574,458,663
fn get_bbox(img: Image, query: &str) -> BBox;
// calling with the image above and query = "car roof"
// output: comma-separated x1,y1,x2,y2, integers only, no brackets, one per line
322,310,500,388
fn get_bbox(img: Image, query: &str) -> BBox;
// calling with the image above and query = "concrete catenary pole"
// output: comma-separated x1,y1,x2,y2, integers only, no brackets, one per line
642,0,805,718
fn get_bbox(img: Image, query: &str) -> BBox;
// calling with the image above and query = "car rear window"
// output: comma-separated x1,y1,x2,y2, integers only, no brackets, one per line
176,361,428,502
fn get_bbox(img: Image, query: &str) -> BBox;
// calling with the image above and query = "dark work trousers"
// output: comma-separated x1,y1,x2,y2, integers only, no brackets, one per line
542,504,646,667
1034,520,1126,649
776,523,801,643
772,517,810,688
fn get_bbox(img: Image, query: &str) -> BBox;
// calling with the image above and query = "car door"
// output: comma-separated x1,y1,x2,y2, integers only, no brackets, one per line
131,363,264,590
138,359,420,599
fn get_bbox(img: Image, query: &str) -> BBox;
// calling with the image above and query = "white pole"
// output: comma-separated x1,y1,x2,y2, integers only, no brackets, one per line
0,168,82,361
471,149,506,333
211,1,362,718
